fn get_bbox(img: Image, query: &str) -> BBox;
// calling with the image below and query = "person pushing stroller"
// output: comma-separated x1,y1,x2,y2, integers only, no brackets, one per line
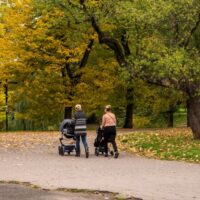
101,105,119,158
73,104,89,158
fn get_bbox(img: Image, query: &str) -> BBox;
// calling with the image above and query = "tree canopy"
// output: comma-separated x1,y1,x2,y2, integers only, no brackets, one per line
1,0,200,139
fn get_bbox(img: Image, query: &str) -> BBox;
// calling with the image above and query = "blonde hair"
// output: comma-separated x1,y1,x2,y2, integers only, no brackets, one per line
105,105,111,111
75,104,82,111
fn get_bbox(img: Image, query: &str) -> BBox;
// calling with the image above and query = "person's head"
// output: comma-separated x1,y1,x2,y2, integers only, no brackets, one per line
105,105,112,112
75,104,82,111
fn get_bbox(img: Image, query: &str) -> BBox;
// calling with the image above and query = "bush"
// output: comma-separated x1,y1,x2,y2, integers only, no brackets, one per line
133,116,151,128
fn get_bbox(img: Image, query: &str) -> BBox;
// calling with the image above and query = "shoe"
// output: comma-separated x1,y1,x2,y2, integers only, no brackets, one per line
114,152,119,159
104,153,108,157
85,148,89,158
75,151,80,157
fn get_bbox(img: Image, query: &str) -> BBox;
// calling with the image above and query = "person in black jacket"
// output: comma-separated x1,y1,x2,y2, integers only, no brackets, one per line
74,104,89,158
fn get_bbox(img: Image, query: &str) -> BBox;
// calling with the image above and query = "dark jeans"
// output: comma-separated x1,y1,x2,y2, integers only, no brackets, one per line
104,126,118,153
76,134,88,152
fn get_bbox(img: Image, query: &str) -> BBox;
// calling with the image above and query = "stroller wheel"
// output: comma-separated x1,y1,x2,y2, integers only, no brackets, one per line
58,146,61,155
58,146,64,156
95,148,99,156
110,150,114,156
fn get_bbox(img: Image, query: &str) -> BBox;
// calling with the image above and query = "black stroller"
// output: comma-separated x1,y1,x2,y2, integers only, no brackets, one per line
58,119,76,156
94,126,114,156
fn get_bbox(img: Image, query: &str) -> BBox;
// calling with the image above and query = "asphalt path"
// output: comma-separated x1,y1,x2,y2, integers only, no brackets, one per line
0,131,200,200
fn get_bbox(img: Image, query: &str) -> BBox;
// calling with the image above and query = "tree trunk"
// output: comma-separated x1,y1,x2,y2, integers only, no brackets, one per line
187,100,190,127
166,111,174,127
4,82,8,131
64,107,72,119
62,39,94,120
166,106,174,127
188,96,200,140
123,103,134,128
22,119,26,131
123,86,134,128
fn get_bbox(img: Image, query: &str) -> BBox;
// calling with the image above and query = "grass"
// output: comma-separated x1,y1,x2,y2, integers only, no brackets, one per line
117,128,200,164
174,112,187,127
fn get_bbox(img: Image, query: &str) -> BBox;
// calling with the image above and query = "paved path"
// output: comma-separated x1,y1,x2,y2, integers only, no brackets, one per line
0,131,200,200
0,183,116,200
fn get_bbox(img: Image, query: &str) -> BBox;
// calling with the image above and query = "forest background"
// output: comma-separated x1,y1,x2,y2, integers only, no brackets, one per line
0,0,200,140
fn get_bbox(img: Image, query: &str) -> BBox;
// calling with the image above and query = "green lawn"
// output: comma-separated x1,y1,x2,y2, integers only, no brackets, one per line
118,128,200,164
174,112,187,127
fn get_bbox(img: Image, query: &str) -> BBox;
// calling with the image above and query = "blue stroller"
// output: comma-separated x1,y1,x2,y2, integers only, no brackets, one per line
58,119,76,156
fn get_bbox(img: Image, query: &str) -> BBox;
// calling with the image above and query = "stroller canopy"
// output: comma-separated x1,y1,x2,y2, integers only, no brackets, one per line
59,119,74,132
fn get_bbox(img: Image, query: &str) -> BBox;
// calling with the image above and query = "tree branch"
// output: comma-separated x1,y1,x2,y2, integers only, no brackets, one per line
79,39,94,69
78,0,192,94
57,2,81,24
73,38,94,84
182,13,200,47
121,29,131,56
79,0,131,70
0,81,17,85
64,38,94,85
91,16,130,69
65,57,73,80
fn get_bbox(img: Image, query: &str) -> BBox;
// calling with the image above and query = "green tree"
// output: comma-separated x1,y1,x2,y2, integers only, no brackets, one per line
74,0,200,139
